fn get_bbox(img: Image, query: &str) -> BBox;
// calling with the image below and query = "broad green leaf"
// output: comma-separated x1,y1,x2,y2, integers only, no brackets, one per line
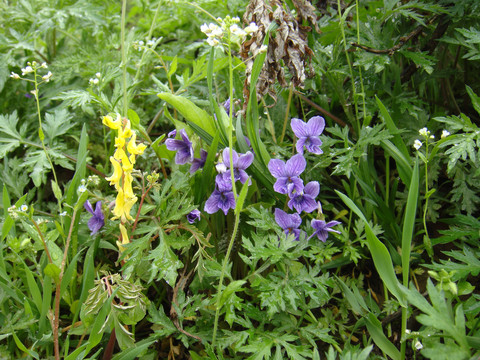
158,93,216,137
401,158,419,285
365,314,400,360
336,190,406,306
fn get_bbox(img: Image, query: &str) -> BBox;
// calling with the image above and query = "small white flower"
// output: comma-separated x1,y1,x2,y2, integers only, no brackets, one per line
59,211,67,217
42,71,53,82
146,39,155,47
30,90,37,97
405,329,411,334
259,44,268,53
10,72,20,79
20,204,28,212
413,139,423,150
244,22,259,34
95,72,101,78
78,184,87,193
414,340,423,350
21,66,34,75
441,130,450,139
419,127,429,137
206,37,220,47
216,163,227,173
89,78,99,85
41,62,48,69
430,135,435,139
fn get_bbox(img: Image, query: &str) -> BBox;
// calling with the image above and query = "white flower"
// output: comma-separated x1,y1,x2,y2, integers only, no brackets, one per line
10,72,20,79
441,130,450,139
59,211,67,217
244,22,259,34
259,45,268,53
42,71,53,82
414,340,423,350
95,72,101,78
89,78,99,85
419,127,429,137
430,135,435,139
21,66,33,75
206,37,220,47
20,204,28,212
78,184,87,193
41,62,48,69
30,90,37,97
413,139,423,150
216,163,227,173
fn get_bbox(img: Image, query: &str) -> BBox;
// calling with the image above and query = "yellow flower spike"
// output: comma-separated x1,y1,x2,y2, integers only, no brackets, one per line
105,157,122,186
112,188,136,222
129,154,136,166
117,224,130,254
115,127,126,149
127,133,147,155
102,114,122,130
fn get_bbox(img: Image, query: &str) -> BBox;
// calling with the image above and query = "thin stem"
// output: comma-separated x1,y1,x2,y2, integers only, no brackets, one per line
355,0,368,125
227,42,237,199
423,140,433,258
279,84,294,144
337,0,360,133
33,70,63,216
30,217,53,264
400,307,408,359
211,211,240,347
53,208,78,360
121,0,128,117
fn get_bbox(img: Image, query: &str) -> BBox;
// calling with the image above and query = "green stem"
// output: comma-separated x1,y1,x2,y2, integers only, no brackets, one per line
227,42,237,199
121,0,128,117
337,0,360,133
400,307,407,359
423,140,433,258
211,211,240,347
33,69,63,217
355,0,368,125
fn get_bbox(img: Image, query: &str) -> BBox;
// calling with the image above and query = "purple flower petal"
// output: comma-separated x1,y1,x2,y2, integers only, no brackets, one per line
291,118,308,138
306,116,325,136
236,151,254,170
309,219,341,242
189,149,208,174
165,129,194,165
187,209,201,224
285,154,306,176
274,208,302,241
268,158,286,178
168,129,177,138
304,181,320,198
84,200,94,214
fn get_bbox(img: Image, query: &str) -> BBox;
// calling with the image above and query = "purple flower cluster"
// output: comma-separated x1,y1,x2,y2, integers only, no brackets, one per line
84,200,105,235
269,116,339,242
204,148,254,215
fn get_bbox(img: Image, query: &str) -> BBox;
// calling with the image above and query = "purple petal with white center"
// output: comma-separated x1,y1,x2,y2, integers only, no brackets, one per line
304,136,323,155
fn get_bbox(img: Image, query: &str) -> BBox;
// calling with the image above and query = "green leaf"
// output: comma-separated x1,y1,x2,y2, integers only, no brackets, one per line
148,231,183,287
466,85,480,116
24,263,42,313
157,93,216,137
336,191,406,306
365,314,400,360
167,56,178,78
44,263,61,283
0,112,23,158
401,158,419,285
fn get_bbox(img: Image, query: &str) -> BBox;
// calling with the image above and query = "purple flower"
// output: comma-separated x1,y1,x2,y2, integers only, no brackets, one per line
274,208,302,241
223,98,231,115
268,154,306,195
187,209,201,224
291,116,325,155
288,181,320,213
222,148,254,184
190,149,208,174
308,219,341,242
84,200,105,235
165,129,194,165
204,175,236,215
167,129,177,138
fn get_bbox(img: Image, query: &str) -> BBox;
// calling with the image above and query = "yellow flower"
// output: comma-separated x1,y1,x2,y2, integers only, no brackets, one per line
123,171,134,198
102,114,122,130
112,188,136,222
116,223,130,254
105,157,122,186
122,119,133,139
127,133,147,155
